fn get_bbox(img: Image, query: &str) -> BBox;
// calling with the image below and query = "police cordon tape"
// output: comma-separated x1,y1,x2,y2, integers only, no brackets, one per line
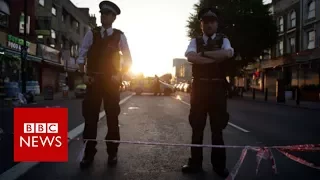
0,128,319,180
67,137,320,180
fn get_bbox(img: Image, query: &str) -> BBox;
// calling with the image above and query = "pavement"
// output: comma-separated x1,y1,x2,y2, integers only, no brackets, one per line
1,91,320,179
237,91,320,110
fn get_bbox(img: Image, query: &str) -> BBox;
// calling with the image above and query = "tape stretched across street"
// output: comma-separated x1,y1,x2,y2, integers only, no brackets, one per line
1,131,319,179
70,138,319,180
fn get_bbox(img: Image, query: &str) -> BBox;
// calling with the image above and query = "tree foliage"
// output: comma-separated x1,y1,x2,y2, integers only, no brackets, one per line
186,0,278,75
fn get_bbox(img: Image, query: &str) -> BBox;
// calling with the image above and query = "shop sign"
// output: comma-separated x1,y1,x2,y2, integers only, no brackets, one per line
19,12,30,34
7,34,30,51
38,44,61,64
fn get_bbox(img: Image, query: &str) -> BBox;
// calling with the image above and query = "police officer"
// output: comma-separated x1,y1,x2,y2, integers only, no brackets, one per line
76,1,132,168
153,75,161,95
182,8,234,178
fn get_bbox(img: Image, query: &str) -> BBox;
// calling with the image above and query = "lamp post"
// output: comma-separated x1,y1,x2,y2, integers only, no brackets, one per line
20,0,28,93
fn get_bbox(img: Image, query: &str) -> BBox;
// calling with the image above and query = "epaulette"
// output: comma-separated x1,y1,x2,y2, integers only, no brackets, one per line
113,28,124,35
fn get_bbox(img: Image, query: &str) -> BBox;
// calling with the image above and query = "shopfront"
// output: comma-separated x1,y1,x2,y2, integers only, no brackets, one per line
0,33,41,85
37,44,64,92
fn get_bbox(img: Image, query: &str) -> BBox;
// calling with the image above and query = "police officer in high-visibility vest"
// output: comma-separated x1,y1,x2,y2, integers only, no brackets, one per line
182,8,234,178
76,1,132,168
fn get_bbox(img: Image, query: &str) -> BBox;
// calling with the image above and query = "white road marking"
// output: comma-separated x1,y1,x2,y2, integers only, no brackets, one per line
0,93,134,180
173,96,250,133
227,122,250,133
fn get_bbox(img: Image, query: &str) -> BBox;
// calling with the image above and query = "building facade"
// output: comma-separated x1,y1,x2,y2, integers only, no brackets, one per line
0,0,95,96
0,0,42,94
35,0,95,91
243,0,320,97
172,58,192,84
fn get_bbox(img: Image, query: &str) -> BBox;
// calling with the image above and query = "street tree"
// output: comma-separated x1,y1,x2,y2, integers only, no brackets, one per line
186,0,278,76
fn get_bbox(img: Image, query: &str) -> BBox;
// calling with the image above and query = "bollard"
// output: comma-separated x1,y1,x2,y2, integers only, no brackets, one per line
252,88,256,100
296,87,300,105
264,88,268,101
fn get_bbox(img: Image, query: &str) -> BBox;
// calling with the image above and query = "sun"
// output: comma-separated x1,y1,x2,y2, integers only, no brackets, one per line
129,62,161,77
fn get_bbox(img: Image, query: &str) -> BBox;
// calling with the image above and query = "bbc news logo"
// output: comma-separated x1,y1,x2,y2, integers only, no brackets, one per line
14,108,68,162
20,123,62,148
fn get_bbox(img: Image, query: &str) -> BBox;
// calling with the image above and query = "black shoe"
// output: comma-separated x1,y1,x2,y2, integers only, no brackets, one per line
181,164,203,174
213,168,229,178
80,156,94,169
108,155,118,166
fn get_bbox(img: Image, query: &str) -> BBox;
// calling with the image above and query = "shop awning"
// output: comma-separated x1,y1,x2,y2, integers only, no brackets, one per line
0,47,42,62
43,60,64,67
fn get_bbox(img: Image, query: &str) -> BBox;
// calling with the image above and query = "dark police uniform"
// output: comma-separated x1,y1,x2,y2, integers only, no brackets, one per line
182,8,234,178
76,1,132,168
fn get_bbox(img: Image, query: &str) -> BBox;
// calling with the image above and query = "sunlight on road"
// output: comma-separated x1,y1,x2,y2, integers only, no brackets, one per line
175,95,182,100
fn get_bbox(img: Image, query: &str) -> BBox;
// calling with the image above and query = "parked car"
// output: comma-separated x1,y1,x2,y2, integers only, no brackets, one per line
74,84,87,98
131,77,174,96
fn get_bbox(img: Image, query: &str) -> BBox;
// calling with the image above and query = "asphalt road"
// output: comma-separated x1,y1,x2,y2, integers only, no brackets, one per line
3,92,320,179
10,94,320,180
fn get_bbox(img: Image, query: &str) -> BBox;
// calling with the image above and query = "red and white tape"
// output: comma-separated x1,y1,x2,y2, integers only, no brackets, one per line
73,138,319,180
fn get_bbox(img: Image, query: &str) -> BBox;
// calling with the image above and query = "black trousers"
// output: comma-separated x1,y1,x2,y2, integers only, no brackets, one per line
82,75,121,157
189,80,229,169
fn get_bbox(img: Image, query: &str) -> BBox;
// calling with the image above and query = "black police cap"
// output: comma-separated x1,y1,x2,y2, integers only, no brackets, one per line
99,1,121,15
198,8,218,21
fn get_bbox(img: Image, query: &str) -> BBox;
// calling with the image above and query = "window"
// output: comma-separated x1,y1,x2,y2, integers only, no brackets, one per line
37,35,43,39
36,18,50,30
278,41,283,56
52,5,56,16
289,37,295,53
278,17,283,32
51,29,56,39
307,1,315,19
290,11,296,28
70,44,75,57
62,9,68,23
0,11,9,28
39,0,44,6
75,21,79,28
307,31,315,49
75,44,79,56
74,21,80,34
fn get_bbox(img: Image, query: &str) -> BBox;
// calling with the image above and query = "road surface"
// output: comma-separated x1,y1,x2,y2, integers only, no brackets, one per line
2,92,320,179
